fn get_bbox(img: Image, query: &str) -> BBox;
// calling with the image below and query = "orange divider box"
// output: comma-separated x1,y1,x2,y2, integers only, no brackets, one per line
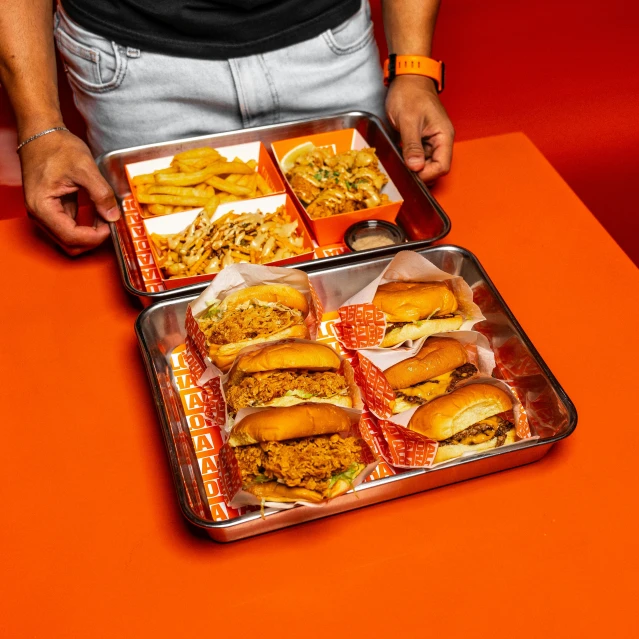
125,141,285,218
143,193,315,289
271,129,403,245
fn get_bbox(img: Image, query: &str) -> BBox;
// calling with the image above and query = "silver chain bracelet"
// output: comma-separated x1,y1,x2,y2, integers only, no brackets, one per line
16,127,70,152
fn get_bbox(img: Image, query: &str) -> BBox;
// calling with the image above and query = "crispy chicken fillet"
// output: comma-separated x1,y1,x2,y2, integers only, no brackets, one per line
226,370,348,412
235,434,363,494
198,303,303,346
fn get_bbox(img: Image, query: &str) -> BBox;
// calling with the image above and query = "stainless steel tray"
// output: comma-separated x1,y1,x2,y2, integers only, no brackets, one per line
100,112,451,305
136,245,577,542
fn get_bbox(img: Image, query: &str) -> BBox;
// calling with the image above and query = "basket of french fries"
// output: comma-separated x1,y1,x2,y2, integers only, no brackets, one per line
125,142,286,218
143,193,315,289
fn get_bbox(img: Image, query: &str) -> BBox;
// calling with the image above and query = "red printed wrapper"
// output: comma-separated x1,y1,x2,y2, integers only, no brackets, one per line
184,263,323,384
334,251,485,351
218,407,378,510
222,338,363,436
355,331,497,419
364,377,534,469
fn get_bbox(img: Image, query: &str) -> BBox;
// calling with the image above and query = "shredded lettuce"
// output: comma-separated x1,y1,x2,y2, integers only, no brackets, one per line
328,463,361,489
253,474,271,484
202,303,223,319
425,307,441,321
284,389,314,399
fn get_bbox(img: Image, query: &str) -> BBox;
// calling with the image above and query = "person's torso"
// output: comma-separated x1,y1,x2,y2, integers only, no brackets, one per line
61,0,361,58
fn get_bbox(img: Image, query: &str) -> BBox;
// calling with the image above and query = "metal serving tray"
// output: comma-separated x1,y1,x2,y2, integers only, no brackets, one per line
135,245,577,542
100,112,450,305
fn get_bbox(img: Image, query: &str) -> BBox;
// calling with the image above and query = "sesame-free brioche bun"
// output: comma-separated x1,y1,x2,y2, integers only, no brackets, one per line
373,281,458,323
433,429,516,464
228,403,352,447
409,384,513,441
210,324,310,371
232,341,340,377
380,315,463,347
243,464,366,503
384,337,468,390
222,284,309,316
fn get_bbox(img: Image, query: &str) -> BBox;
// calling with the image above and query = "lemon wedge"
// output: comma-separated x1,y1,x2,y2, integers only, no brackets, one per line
280,142,316,173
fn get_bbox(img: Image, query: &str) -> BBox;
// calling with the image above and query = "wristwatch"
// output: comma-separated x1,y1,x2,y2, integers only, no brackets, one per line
383,54,445,93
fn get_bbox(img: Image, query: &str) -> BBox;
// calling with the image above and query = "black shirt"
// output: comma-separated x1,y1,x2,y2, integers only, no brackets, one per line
61,0,361,59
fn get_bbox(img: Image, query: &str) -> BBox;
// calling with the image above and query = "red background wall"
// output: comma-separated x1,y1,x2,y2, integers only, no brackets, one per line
1,0,637,264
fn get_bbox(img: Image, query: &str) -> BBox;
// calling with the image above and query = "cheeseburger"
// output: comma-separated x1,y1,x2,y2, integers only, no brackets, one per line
229,404,368,503
373,281,463,347
197,284,310,371
385,337,478,413
408,383,516,463
225,341,356,414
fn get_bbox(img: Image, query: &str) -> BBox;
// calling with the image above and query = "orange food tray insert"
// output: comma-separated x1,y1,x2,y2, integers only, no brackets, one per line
272,128,403,246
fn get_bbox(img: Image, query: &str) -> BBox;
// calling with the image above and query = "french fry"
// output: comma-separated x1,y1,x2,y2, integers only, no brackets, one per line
147,185,211,198
147,203,172,216
203,194,220,217
154,166,179,175
156,165,225,186
236,175,250,186
132,174,156,186
219,194,241,203
246,174,258,197
205,176,252,195
137,192,210,206
224,174,242,184
256,173,273,195
208,161,254,176
173,147,222,161
175,158,209,171
175,162,202,174
246,159,257,170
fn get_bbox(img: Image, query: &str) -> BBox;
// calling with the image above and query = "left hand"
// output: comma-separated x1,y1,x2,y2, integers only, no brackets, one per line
385,75,455,183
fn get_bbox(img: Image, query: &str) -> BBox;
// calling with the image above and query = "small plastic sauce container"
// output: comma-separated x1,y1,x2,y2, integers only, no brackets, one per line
344,220,407,252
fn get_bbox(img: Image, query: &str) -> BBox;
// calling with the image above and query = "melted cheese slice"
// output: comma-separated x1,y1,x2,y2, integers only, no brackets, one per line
398,370,454,401
458,416,502,445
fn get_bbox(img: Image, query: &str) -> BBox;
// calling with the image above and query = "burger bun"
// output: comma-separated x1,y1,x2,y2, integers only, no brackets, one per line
228,403,353,447
409,383,513,441
384,337,468,389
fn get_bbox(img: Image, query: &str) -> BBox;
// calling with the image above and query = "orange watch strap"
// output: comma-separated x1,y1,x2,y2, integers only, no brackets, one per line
383,55,445,92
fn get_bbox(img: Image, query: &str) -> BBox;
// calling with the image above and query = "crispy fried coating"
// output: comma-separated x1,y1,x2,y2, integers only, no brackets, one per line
198,301,303,346
226,370,348,412
235,434,363,494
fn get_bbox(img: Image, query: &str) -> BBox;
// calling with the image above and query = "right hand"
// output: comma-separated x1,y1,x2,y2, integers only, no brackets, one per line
19,129,120,256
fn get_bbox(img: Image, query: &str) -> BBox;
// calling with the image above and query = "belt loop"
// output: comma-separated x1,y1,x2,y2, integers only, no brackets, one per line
126,47,141,58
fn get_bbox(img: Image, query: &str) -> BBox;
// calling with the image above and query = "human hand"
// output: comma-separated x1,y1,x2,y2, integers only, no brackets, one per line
19,130,120,256
385,75,455,183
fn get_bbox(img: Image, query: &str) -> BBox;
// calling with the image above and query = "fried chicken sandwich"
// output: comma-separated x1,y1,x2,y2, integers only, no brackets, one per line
225,341,357,414
373,281,463,347
229,404,368,503
385,337,478,413
408,383,516,463
197,284,310,371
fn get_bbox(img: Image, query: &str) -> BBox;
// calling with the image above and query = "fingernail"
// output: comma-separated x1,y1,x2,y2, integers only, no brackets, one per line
104,206,120,222
405,157,423,169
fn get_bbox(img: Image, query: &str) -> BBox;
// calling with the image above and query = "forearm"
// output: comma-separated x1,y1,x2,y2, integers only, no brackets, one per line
382,0,440,56
0,0,63,140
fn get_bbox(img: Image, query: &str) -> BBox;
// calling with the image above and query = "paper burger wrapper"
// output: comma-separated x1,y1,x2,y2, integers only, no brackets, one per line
355,331,496,419
218,406,378,510
359,378,534,469
184,263,323,384
221,338,363,436
333,251,485,351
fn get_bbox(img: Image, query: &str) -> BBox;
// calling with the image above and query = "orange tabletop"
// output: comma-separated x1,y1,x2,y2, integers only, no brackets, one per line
2,132,637,637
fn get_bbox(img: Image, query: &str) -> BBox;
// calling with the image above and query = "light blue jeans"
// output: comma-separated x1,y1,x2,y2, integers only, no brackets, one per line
54,3,386,157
